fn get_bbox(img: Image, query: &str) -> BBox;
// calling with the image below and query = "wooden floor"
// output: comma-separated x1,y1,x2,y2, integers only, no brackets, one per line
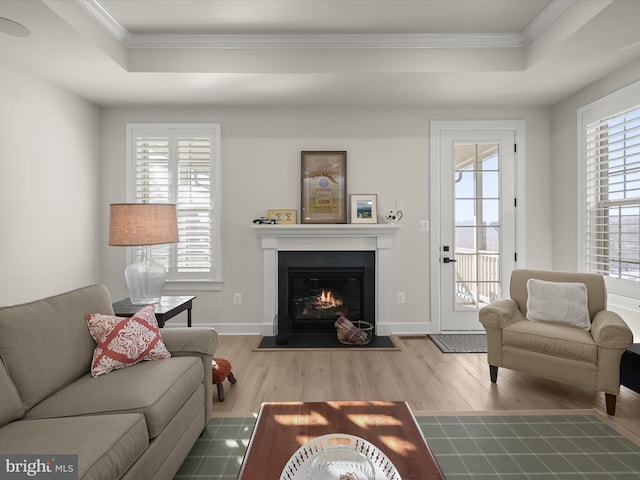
211,335,640,441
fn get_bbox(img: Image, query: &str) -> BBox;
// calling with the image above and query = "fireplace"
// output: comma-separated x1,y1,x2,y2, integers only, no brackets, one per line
253,223,400,336
278,251,375,334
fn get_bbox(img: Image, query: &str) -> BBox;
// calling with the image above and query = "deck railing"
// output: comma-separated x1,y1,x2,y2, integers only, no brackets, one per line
455,249,500,307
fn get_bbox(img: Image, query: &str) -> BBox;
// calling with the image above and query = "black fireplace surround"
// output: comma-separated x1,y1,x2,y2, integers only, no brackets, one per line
278,251,375,334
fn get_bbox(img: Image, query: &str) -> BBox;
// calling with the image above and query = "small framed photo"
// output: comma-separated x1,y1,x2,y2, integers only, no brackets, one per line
350,194,378,224
301,151,347,224
268,209,297,224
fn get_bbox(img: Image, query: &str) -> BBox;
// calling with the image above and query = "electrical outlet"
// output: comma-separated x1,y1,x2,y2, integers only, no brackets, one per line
419,220,429,231
397,292,406,303
233,293,242,305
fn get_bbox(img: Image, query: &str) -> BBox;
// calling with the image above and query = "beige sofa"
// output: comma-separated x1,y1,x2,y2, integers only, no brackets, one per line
0,284,217,480
479,269,633,415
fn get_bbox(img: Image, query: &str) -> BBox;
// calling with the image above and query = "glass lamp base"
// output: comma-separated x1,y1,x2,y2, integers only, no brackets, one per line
124,255,167,304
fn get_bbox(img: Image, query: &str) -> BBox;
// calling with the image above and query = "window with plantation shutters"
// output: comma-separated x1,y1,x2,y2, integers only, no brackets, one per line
580,83,640,296
127,124,222,289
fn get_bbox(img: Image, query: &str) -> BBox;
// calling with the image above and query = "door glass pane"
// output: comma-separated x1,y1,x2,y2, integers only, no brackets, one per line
455,171,475,198
480,199,499,224
479,147,499,170
455,227,475,250
453,143,501,311
481,172,499,198
455,282,477,309
455,200,476,225
478,227,500,251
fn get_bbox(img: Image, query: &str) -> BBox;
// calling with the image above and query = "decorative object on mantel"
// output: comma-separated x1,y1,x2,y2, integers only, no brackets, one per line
382,210,403,223
109,203,179,304
253,216,278,224
301,151,347,224
350,194,378,224
268,209,297,224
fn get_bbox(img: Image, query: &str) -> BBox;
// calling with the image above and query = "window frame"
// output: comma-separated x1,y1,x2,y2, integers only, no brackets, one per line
578,81,640,298
126,123,222,291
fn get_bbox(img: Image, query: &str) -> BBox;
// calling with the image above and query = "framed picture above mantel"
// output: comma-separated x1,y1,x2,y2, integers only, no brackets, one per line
300,151,347,224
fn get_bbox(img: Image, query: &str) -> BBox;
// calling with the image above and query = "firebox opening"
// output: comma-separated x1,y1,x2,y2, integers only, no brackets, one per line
278,251,375,335
290,268,363,324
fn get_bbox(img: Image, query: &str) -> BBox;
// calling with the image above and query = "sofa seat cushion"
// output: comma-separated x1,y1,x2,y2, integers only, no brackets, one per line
25,356,202,439
503,320,598,364
0,414,147,480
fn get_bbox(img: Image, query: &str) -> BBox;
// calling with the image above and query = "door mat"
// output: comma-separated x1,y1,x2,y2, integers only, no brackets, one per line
430,333,487,353
175,413,640,480
254,332,399,351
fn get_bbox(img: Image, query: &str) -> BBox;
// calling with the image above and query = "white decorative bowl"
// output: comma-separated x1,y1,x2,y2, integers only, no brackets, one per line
307,447,374,480
279,433,402,480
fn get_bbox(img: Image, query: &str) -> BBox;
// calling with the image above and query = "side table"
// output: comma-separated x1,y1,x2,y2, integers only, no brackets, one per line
112,296,195,327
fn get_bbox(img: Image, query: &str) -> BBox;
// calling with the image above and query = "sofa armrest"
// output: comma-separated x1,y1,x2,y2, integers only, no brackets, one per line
591,311,633,349
479,299,523,329
161,328,218,356
160,328,218,425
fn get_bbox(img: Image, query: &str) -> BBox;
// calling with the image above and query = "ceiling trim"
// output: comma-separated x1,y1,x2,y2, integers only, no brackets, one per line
521,0,574,45
79,0,575,50
79,0,131,44
127,32,525,49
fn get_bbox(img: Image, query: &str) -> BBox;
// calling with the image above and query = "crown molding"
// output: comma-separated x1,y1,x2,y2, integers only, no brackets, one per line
79,0,573,50
126,32,524,49
521,0,574,46
79,0,132,44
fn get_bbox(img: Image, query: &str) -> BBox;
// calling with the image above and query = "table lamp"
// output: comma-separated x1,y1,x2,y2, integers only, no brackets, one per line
109,203,179,304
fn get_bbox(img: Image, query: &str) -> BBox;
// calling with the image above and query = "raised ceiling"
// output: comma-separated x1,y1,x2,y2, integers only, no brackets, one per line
1,0,640,107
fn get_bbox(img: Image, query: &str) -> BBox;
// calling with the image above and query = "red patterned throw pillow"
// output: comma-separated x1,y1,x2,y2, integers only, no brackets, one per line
86,305,171,377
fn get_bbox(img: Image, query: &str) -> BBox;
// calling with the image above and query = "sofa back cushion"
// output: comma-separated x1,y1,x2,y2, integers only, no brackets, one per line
0,359,24,427
510,269,606,322
0,284,114,410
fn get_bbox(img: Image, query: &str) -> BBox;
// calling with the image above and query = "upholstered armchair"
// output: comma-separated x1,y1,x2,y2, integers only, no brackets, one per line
479,269,633,415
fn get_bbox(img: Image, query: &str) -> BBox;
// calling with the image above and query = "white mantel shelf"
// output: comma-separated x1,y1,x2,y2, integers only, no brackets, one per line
252,223,401,237
253,223,401,336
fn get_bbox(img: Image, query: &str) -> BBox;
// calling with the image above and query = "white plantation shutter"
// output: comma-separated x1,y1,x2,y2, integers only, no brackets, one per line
177,137,211,273
580,84,640,295
128,124,221,288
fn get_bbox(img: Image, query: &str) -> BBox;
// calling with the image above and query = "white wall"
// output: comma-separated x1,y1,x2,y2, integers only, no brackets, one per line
100,106,552,333
551,57,640,339
0,62,101,305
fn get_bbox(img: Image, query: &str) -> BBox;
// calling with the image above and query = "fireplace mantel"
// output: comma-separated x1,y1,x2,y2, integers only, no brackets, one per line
252,223,401,237
252,223,400,250
253,223,401,336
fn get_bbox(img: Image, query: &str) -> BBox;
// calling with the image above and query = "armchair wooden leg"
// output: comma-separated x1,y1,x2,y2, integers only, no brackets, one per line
605,393,617,416
490,365,498,383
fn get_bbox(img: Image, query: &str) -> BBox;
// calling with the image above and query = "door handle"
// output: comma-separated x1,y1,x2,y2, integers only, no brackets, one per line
443,257,457,263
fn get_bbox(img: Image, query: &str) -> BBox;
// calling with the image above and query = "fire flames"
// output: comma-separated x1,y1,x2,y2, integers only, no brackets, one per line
317,290,342,309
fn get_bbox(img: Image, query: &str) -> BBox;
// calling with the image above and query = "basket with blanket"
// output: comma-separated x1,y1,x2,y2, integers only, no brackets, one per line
334,315,373,345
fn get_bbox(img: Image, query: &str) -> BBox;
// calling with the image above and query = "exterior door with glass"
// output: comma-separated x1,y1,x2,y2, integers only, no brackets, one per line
438,130,516,331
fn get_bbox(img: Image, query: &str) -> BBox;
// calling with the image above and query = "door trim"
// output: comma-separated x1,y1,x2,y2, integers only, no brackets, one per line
429,120,527,333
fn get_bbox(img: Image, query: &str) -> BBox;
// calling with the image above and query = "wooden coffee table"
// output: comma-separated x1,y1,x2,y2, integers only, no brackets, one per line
238,401,445,480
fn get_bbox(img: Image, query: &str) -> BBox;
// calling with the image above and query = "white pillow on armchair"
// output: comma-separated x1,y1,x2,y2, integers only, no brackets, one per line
526,278,591,330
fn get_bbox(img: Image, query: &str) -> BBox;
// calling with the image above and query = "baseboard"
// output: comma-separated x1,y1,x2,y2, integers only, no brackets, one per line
163,321,482,336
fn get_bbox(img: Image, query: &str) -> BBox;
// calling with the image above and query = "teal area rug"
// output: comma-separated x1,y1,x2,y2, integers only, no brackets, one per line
174,415,640,479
